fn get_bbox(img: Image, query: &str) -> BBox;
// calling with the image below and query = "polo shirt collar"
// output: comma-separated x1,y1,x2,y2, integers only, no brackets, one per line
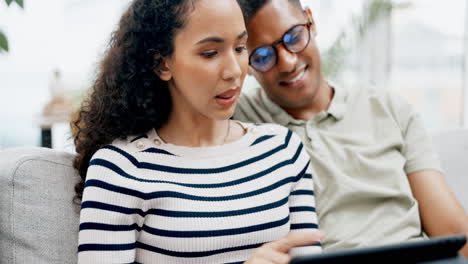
258,82,348,125
326,82,348,121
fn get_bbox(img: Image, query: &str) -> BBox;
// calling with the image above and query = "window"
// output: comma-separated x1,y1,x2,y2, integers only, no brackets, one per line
391,0,466,131
300,0,468,131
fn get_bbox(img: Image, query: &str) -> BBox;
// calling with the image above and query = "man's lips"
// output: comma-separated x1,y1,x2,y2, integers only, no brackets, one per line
279,66,307,86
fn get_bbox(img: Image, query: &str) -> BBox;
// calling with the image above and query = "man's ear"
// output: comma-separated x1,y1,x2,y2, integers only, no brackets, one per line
154,54,172,81
304,7,317,37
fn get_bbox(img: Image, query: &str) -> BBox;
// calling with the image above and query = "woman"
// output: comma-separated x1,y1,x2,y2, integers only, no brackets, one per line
73,0,322,263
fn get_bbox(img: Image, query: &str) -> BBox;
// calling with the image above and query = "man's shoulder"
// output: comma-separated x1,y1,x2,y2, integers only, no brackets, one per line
345,83,420,137
359,83,407,101
237,86,265,108
234,87,276,124
347,83,410,114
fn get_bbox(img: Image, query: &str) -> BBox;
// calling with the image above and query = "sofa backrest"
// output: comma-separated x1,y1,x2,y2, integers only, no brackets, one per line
0,147,80,264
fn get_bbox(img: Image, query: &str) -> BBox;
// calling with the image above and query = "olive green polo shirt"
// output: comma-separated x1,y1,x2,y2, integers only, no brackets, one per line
233,84,442,251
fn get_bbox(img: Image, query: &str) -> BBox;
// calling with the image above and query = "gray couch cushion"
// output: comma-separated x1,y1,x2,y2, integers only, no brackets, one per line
433,129,468,211
0,147,80,264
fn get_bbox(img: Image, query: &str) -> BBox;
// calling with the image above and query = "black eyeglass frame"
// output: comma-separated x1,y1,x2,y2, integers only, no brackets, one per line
248,21,313,73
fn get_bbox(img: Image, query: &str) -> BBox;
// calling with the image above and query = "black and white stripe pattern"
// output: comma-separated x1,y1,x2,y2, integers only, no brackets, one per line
78,123,321,263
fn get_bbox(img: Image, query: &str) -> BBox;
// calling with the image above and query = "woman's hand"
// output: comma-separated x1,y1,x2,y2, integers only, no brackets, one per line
245,230,324,264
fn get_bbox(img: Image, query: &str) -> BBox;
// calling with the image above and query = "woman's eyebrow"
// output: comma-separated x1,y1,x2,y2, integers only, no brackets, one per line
196,36,224,45
238,31,247,39
195,31,247,45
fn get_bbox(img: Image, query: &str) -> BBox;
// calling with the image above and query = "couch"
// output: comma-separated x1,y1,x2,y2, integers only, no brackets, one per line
0,129,467,263
0,147,80,263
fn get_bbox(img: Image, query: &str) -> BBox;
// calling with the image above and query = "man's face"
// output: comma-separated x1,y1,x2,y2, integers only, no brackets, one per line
246,0,323,109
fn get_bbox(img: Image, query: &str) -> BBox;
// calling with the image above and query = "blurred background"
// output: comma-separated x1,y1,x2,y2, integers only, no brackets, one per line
0,0,467,151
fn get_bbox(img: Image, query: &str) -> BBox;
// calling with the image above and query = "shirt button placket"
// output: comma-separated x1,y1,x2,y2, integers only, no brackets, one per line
306,121,323,155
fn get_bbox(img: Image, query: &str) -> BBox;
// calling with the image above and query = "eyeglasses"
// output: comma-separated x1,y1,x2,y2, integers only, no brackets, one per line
249,22,312,73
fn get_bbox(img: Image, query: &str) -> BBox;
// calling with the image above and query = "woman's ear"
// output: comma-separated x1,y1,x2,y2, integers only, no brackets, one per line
154,54,172,81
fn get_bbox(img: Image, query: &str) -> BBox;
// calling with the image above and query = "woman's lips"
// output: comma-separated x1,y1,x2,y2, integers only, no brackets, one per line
215,88,239,107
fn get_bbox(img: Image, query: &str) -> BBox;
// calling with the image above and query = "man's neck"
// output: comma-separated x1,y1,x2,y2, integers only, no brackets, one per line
283,81,334,121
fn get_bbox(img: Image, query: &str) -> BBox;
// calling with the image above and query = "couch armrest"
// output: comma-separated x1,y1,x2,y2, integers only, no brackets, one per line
0,147,80,264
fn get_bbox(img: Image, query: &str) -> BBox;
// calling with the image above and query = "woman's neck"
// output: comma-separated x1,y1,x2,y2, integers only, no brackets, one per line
157,110,231,148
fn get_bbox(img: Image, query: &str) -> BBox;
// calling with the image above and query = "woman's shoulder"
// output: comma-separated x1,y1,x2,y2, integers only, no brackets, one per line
243,122,301,143
235,122,305,155
86,132,158,185
237,121,289,136
91,132,154,162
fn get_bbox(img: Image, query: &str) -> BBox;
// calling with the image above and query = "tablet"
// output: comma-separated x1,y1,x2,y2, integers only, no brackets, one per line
290,234,466,264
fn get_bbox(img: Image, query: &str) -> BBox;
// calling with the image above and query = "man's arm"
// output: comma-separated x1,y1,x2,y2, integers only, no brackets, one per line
408,170,468,257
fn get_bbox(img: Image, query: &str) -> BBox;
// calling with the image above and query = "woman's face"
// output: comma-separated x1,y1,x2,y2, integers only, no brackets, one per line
160,0,248,121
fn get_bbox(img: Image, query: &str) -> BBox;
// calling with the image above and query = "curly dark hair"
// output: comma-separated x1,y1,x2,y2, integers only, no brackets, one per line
72,0,197,202
236,0,302,23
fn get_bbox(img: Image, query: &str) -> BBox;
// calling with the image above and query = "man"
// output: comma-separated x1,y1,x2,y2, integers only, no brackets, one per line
234,0,468,256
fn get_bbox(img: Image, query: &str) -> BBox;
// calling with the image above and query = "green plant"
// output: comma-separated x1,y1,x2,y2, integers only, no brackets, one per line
0,0,24,52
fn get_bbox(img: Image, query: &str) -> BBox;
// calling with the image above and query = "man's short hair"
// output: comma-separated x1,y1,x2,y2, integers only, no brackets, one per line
237,0,302,23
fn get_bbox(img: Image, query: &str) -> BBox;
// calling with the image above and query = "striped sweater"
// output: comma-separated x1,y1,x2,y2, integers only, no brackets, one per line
77,123,321,263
